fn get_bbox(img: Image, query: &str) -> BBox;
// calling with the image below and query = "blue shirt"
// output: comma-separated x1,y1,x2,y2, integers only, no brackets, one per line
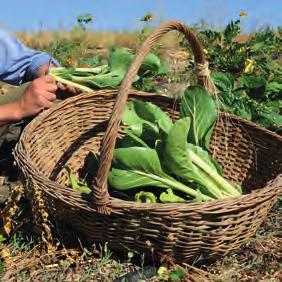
0,30,59,85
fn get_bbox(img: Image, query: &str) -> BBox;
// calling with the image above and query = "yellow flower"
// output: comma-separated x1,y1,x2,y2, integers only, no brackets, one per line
203,48,208,55
244,59,255,74
240,11,247,18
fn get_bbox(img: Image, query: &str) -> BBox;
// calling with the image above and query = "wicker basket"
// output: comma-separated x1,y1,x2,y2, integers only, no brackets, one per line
15,21,281,263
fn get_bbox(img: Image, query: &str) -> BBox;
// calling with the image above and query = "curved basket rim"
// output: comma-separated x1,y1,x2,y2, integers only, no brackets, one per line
14,90,282,212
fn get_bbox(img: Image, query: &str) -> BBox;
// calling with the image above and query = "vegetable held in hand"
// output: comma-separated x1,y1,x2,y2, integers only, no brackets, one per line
50,48,168,93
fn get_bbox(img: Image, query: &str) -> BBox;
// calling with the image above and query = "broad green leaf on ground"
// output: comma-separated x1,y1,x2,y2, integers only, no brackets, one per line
180,86,217,150
266,81,282,93
265,81,282,100
239,76,267,100
253,101,282,131
211,72,234,92
233,100,252,120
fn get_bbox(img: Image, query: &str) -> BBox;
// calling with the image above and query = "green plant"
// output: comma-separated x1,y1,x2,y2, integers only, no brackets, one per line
77,13,93,30
66,86,242,203
50,47,168,92
183,18,281,79
211,72,282,133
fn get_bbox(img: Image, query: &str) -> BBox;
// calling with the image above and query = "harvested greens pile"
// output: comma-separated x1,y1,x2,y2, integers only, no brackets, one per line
66,86,242,203
50,47,168,93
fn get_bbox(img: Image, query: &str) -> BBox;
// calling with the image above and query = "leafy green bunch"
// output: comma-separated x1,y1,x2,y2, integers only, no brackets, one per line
50,47,168,92
67,86,242,203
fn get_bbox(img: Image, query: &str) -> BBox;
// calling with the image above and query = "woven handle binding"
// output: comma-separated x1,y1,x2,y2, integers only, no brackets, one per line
92,20,211,214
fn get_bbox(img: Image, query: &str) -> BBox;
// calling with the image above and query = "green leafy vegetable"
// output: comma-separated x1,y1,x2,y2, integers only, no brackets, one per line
211,72,234,92
64,165,91,194
135,191,157,203
67,93,242,203
159,188,186,203
122,100,173,147
50,48,168,92
162,118,241,199
108,147,211,201
180,86,217,150
238,76,267,99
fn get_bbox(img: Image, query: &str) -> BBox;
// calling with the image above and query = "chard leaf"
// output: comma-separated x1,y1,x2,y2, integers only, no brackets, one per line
89,73,130,89
122,100,173,147
109,147,170,190
211,72,234,92
138,53,161,76
109,147,208,200
81,48,138,89
109,48,134,74
109,167,166,189
180,86,217,150
163,118,241,198
163,118,223,199
118,129,149,148
159,188,186,203
64,165,91,194
135,191,157,203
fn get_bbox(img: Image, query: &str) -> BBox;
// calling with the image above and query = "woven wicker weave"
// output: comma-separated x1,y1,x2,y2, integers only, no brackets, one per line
15,21,281,263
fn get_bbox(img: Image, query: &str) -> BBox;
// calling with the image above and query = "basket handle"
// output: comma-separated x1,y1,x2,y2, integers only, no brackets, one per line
92,20,214,214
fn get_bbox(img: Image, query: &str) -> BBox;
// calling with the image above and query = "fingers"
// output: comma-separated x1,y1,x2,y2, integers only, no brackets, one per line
66,85,80,94
57,83,66,91
43,91,57,102
42,75,56,84
57,83,80,95
46,82,58,92
37,94,53,109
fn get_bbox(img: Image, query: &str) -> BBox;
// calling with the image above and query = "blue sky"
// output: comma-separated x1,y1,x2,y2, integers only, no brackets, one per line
0,0,281,32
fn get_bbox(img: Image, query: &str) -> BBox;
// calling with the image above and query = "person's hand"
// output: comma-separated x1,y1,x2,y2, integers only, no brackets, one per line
36,63,81,97
36,63,54,77
16,75,57,119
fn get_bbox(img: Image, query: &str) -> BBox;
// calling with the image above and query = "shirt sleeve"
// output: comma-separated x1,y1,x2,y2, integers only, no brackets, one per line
0,30,60,85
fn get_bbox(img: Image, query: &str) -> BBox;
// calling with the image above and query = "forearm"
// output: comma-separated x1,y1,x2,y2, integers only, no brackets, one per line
0,101,23,124
0,31,59,85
